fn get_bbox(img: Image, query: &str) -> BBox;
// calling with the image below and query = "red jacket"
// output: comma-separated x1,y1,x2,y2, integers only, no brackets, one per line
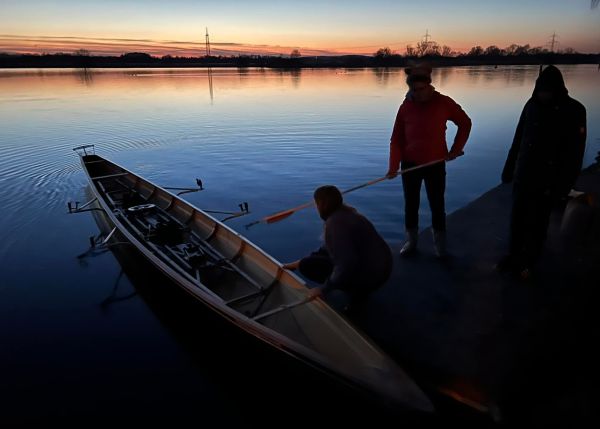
389,90,471,170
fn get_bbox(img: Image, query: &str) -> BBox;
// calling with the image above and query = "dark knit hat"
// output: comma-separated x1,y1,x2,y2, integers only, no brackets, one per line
405,61,432,86
406,73,432,85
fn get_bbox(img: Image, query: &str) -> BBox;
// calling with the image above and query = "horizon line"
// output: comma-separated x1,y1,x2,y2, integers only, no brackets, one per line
1,34,599,57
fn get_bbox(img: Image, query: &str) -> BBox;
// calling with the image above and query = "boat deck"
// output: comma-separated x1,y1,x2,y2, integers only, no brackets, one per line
357,157,600,424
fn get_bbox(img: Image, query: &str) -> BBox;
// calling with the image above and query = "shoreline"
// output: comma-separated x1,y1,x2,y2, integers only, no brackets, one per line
1,53,598,69
356,152,600,424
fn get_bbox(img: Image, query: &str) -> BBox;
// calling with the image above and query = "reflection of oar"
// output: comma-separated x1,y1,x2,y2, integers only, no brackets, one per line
245,154,460,229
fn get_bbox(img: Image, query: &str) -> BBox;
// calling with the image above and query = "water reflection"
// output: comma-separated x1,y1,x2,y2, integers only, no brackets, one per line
76,67,94,86
0,65,598,424
289,68,301,88
501,66,531,86
436,66,452,87
372,67,393,87
99,269,138,310
207,67,214,103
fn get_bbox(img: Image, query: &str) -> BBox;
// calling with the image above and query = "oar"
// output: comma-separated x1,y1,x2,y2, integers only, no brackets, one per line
245,200,315,228
245,154,461,229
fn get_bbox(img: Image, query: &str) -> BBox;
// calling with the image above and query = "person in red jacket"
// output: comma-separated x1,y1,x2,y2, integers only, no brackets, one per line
386,63,471,257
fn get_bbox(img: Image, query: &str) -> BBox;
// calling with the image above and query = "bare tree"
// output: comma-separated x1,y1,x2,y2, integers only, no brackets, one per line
527,46,547,55
428,42,441,56
414,38,443,57
505,44,519,56
405,45,416,56
468,46,484,56
484,45,502,56
441,45,453,57
416,41,429,57
514,44,531,55
290,49,301,59
375,47,393,58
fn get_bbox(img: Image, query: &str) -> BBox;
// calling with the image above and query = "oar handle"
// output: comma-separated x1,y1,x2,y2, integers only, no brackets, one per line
390,156,455,176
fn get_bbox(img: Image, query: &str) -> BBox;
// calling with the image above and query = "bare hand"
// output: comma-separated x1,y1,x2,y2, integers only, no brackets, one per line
307,287,323,300
282,260,300,271
386,170,398,179
447,150,464,161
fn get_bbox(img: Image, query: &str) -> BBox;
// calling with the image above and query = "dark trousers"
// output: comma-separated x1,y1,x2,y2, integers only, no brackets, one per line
299,248,332,284
509,188,554,268
401,161,447,231
298,249,387,306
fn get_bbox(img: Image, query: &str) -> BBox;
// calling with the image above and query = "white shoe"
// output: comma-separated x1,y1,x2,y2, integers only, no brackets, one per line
400,228,418,257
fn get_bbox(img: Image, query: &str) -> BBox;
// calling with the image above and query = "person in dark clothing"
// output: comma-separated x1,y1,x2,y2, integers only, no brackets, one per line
283,185,392,313
499,65,587,279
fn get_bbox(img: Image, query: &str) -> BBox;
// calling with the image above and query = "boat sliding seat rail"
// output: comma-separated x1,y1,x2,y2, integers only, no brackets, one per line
92,173,309,322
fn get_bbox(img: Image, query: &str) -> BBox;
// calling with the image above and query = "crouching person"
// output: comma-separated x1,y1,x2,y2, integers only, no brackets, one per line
283,185,393,316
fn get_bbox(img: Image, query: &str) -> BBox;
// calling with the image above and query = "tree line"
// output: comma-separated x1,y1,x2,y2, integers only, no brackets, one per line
376,43,583,59
0,47,597,69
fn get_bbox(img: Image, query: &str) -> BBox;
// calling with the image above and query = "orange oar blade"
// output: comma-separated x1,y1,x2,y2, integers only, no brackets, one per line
245,201,314,229
265,210,296,224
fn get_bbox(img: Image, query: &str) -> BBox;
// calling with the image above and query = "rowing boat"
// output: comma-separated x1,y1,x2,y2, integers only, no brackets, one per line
73,145,434,412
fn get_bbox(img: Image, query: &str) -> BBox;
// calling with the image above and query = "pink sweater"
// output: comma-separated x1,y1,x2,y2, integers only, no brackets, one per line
389,91,471,170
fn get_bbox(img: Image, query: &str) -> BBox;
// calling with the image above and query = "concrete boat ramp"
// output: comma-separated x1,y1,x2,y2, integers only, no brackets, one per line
356,157,600,426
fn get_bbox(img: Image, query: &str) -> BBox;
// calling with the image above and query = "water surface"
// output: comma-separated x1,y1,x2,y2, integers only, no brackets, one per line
1,65,598,423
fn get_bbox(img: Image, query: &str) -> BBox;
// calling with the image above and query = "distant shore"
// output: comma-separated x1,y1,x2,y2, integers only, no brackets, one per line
1,52,598,69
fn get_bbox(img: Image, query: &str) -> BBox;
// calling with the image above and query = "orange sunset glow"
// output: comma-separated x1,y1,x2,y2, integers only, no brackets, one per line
2,1,599,57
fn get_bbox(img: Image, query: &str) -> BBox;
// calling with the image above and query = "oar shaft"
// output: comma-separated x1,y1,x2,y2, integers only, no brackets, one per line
341,176,387,194
247,155,458,228
341,157,447,195
281,200,315,214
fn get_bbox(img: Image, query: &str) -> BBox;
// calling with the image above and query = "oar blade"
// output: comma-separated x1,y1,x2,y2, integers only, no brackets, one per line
265,210,296,224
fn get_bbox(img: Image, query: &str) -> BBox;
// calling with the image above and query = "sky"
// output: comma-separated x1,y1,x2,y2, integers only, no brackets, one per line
1,0,599,56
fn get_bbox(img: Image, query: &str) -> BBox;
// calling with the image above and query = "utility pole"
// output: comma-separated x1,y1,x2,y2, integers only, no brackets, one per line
418,29,432,57
423,29,431,45
205,27,211,57
549,32,558,53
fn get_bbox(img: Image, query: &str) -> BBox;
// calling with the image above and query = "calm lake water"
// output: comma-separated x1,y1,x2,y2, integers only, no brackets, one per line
0,65,598,424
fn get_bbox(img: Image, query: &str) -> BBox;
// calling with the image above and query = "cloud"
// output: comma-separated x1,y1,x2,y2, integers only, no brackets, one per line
0,34,354,56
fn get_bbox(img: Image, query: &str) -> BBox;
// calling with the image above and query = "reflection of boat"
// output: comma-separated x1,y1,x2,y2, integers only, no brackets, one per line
73,145,433,412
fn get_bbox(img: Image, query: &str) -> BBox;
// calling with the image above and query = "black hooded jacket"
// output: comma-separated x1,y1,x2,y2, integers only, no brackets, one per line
501,65,587,198
322,205,392,293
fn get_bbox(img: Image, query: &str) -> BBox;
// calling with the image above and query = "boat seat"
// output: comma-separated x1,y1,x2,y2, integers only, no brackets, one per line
127,203,156,213
173,243,233,271
177,243,207,264
149,220,186,245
